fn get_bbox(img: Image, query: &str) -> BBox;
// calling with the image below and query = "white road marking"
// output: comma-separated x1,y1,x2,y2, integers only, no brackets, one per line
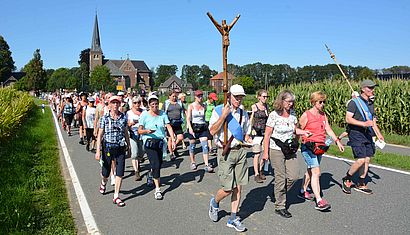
51,108,100,234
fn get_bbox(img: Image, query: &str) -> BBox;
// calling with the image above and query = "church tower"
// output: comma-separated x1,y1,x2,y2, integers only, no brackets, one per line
90,14,103,72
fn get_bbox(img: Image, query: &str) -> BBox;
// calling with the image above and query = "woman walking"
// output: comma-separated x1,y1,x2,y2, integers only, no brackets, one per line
138,95,176,200
262,90,311,218
250,90,269,183
163,90,185,160
83,97,97,151
61,95,75,136
298,91,344,211
186,90,213,172
127,96,144,181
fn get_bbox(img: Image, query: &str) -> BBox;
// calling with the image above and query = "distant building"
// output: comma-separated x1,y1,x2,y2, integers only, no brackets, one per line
89,14,152,91
158,75,193,94
2,72,26,87
376,73,410,80
210,72,235,93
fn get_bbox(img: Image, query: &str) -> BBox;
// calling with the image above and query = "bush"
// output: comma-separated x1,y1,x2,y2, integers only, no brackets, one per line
0,88,35,140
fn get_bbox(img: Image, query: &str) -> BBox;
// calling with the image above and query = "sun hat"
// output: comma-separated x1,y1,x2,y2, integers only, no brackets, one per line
109,96,122,103
230,84,246,96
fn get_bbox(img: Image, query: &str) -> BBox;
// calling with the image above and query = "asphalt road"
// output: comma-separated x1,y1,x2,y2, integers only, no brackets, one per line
59,124,410,235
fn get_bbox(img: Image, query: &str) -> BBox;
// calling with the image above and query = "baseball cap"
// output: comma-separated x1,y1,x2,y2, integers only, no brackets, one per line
230,84,246,96
209,92,218,101
360,79,378,88
194,90,204,96
117,91,125,96
87,97,95,102
109,96,122,103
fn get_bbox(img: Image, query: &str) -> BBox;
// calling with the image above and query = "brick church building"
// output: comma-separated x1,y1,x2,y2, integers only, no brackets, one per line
89,14,152,91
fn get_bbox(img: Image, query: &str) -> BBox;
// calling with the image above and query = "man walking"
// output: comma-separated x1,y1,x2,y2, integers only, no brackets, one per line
208,84,251,232
342,79,384,194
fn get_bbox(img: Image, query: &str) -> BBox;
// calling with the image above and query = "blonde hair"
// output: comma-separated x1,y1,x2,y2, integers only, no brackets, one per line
257,89,267,97
273,90,295,113
310,91,327,105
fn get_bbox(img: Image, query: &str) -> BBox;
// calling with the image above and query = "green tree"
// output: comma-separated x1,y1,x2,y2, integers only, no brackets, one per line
357,67,375,80
233,76,255,94
154,65,178,88
89,65,114,91
21,49,47,92
0,35,16,82
181,65,201,89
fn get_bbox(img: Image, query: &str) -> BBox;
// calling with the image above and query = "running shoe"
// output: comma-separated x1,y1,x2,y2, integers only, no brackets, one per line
204,165,214,173
191,162,197,170
154,188,163,200
315,199,331,211
226,218,246,232
353,185,373,195
208,197,219,222
297,191,314,201
342,177,352,194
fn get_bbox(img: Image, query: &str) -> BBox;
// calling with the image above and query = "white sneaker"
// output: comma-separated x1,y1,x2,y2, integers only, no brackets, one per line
154,188,163,200
111,175,115,186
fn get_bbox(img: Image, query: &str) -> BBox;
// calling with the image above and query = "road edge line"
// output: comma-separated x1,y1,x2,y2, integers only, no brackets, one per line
51,108,100,234
324,154,410,176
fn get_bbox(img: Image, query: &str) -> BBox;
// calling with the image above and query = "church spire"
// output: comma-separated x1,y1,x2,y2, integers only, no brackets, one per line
91,14,102,52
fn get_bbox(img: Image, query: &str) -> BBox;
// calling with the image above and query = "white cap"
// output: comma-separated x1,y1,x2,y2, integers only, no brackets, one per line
87,97,95,102
230,84,246,96
147,94,159,103
117,91,125,96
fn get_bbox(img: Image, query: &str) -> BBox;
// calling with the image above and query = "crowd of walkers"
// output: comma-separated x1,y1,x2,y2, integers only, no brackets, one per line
49,79,383,232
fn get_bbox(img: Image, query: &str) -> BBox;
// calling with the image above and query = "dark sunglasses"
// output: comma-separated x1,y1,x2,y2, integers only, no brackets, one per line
318,100,326,104
262,96,269,98
133,101,141,104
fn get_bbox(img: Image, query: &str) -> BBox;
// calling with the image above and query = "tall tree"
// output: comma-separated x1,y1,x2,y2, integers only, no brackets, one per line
153,65,178,88
199,65,218,87
181,65,201,89
47,68,71,91
233,76,255,94
78,48,90,75
0,35,16,82
21,49,47,92
89,65,114,91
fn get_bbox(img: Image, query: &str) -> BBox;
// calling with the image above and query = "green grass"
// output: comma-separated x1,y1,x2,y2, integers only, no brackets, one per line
327,145,410,171
0,105,75,234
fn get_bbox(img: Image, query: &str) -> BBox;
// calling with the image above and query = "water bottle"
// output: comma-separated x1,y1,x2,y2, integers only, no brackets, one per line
263,159,270,173
325,138,332,146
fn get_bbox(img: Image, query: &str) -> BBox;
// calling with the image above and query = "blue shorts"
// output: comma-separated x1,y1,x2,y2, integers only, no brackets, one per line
301,144,322,168
351,142,375,158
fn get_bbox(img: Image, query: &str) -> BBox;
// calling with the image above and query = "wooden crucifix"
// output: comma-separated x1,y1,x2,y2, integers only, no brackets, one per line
207,12,240,146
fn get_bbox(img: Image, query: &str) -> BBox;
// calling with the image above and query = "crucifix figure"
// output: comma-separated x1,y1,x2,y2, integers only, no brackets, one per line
207,12,240,145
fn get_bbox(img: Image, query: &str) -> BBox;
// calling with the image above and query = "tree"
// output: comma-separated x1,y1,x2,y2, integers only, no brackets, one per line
233,76,255,94
199,65,218,88
181,65,201,89
47,68,71,91
89,65,114,91
153,65,178,88
358,67,375,80
0,35,16,82
78,48,90,75
21,49,47,92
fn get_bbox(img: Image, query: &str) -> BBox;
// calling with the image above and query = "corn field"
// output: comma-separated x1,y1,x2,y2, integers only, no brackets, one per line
266,79,409,135
0,88,34,140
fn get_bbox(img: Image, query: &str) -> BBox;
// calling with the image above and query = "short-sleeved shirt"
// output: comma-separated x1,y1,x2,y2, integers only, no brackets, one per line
266,110,298,150
346,96,375,144
139,110,170,143
127,109,141,136
99,112,127,145
166,103,183,121
205,100,216,122
209,106,251,148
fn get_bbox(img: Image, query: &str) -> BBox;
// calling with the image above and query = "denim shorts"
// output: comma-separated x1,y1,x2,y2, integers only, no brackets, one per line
301,144,322,168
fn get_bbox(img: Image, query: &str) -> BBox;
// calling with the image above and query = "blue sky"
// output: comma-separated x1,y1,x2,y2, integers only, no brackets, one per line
1,0,409,74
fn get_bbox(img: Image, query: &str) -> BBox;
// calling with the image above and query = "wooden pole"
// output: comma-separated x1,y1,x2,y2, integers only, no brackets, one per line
207,12,240,145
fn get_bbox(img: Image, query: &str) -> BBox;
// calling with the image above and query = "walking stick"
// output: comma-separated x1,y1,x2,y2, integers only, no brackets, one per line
325,44,373,125
207,12,240,146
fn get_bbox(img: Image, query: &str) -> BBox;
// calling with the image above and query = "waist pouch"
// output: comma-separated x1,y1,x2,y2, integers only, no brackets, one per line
144,138,164,149
129,130,140,140
271,137,299,159
192,123,207,133
104,142,125,157
305,142,329,155
170,119,183,127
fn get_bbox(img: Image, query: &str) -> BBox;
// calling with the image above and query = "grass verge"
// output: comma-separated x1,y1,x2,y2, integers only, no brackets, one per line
327,145,410,171
0,105,75,234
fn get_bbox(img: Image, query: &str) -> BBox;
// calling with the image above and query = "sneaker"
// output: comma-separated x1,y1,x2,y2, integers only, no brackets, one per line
134,171,142,181
191,162,197,170
204,165,214,173
154,188,163,200
254,175,263,183
226,218,246,232
342,177,352,194
147,174,154,187
353,185,373,195
315,199,331,211
298,191,314,201
86,144,90,152
111,175,115,186
208,197,219,222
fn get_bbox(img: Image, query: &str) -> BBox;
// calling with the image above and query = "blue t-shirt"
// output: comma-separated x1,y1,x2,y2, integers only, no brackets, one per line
139,110,170,143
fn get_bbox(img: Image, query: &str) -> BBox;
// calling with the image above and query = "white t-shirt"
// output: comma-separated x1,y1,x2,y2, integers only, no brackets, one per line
127,109,141,135
266,110,298,150
85,106,96,128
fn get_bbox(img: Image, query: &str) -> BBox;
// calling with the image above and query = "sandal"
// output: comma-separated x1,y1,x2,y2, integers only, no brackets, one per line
113,197,126,207
99,183,106,194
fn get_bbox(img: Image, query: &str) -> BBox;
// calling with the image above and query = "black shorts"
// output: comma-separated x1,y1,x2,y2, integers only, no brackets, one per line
188,129,210,140
167,124,184,136
64,113,74,125
205,122,213,140
78,118,83,127
351,143,375,158
101,144,126,177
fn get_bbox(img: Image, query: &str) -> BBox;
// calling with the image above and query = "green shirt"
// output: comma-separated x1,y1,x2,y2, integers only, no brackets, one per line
205,100,216,122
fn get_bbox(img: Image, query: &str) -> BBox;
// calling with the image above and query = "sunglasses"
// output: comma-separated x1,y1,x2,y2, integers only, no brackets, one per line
197,95,203,98
133,101,141,104
318,100,326,104
262,96,269,98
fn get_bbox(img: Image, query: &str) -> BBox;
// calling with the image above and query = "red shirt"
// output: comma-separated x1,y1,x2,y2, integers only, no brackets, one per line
302,110,326,144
